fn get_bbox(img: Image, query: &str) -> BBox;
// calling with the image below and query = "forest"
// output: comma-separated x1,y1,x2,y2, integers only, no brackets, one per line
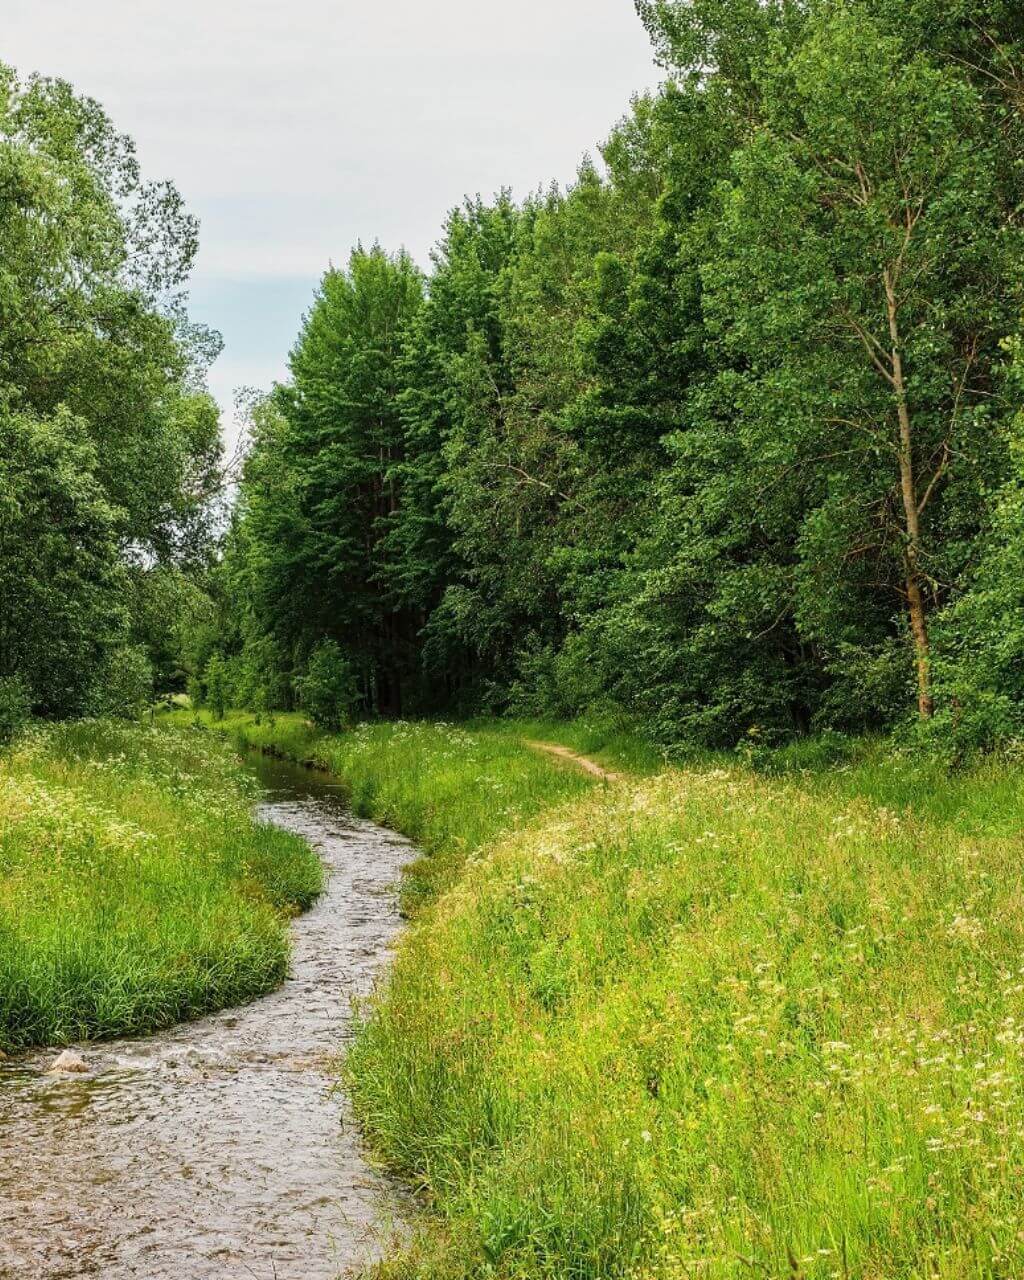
4,3,1024,757
7,4,1024,1278
173,0,1024,756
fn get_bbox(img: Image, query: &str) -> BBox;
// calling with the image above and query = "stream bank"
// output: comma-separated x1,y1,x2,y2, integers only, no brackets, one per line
0,748,411,1280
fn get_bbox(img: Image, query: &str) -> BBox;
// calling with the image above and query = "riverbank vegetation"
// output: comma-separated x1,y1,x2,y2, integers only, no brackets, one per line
170,710,1024,1277
8,4,1024,1275
347,744,1024,1279
0,721,322,1050
162,709,607,908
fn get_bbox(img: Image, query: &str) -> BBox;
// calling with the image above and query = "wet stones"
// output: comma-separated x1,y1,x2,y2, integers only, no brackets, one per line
46,1049,89,1074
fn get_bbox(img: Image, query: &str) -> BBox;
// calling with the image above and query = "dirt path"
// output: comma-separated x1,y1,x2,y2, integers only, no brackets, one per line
523,740,625,783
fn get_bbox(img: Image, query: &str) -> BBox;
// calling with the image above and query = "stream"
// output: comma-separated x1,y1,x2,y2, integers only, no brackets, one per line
0,749,413,1279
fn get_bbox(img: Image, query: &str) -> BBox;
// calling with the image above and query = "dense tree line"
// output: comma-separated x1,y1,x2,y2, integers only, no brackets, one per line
203,2,1024,748
0,64,222,735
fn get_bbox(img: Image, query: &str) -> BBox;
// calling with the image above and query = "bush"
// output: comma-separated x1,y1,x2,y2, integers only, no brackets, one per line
203,653,229,721
0,676,31,745
87,644,154,719
295,640,356,731
507,632,618,721
740,727,858,775
186,672,204,711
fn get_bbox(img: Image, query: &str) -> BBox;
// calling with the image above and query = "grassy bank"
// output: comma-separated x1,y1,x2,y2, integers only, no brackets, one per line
162,710,1024,1276
160,710,606,908
348,744,1024,1279
0,720,322,1050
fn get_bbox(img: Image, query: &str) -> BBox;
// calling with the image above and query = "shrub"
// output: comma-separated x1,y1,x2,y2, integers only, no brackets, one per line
927,462,1024,756
186,672,204,711
295,640,356,731
0,676,31,745
87,644,154,719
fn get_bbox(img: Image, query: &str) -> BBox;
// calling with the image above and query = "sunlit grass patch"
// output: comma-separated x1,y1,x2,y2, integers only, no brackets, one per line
165,711,599,911
344,750,1024,1279
0,720,322,1050
491,714,673,777
308,721,599,909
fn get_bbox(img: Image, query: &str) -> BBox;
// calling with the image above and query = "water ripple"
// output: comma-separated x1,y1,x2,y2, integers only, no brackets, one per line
0,752,412,1279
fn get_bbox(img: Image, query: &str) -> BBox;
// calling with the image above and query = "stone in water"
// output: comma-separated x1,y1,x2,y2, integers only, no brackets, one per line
46,1049,89,1074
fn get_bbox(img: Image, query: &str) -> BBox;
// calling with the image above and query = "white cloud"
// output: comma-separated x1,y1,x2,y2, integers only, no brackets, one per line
5,0,658,434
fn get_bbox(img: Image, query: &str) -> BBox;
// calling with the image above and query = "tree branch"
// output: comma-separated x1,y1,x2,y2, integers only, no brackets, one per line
844,314,896,386
483,462,572,504
917,443,950,517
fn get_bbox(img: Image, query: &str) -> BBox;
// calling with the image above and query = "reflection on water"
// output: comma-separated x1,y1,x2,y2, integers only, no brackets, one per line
0,750,412,1279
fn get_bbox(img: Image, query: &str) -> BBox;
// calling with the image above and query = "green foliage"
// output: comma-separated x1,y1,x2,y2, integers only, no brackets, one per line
611,4,1020,743
208,5,1024,751
928,445,1024,754
127,566,214,695
0,721,322,1049
202,653,229,722
224,248,424,718
0,676,30,746
0,63,221,720
0,410,126,718
295,640,357,731
87,644,154,719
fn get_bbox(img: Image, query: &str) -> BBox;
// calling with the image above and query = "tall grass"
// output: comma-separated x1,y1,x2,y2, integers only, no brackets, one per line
497,714,670,777
346,753,1024,1279
163,711,599,909
164,710,1024,1275
0,720,322,1050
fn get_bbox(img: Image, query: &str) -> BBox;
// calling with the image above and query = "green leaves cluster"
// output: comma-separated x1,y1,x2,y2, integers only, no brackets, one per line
0,65,223,719
219,4,1024,747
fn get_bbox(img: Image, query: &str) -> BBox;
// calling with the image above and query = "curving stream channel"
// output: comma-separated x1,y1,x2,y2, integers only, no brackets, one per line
0,750,413,1279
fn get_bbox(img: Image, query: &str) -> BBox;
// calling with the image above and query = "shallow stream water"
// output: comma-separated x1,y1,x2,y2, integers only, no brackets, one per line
0,750,412,1279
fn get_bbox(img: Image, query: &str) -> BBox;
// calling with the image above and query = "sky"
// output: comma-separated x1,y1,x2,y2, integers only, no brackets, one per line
5,1,659,442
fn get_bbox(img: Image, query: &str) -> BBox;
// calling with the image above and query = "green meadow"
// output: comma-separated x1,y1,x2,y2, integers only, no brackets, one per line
0,720,322,1051
163,710,1024,1279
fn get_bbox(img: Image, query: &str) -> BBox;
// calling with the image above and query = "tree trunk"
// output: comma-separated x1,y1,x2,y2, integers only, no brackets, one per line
904,567,934,719
885,268,934,719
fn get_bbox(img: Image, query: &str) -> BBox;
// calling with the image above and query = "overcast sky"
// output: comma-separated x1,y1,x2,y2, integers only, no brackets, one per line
5,1,659,438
